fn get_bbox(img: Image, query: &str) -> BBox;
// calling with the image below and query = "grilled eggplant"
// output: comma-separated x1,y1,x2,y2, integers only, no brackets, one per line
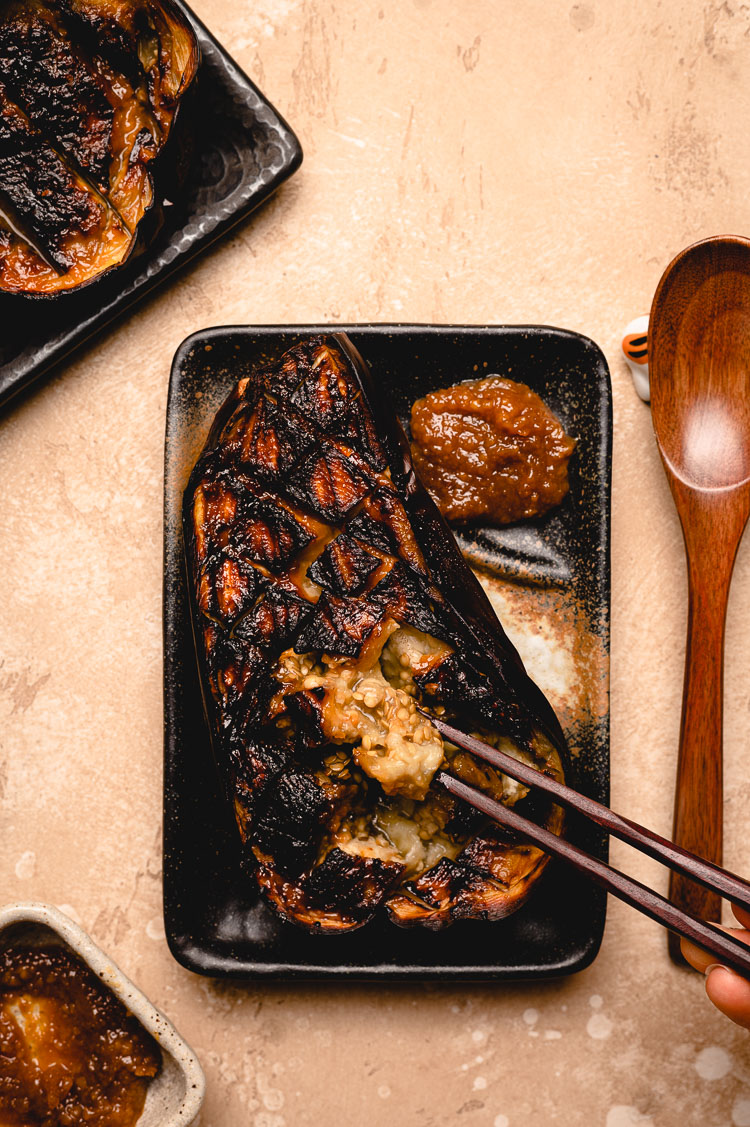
184,335,569,932
0,0,198,294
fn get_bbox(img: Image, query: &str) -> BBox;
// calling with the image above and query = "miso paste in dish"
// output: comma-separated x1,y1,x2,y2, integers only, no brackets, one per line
0,944,160,1127
410,376,575,524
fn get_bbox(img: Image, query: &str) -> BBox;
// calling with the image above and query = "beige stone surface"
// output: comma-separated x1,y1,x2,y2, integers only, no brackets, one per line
3,0,750,1123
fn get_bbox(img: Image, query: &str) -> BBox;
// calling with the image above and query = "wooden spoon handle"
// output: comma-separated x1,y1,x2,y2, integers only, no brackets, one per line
668,487,748,964
667,554,725,959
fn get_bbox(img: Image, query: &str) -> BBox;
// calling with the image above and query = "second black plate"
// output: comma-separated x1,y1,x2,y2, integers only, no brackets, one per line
164,324,611,979
0,4,302,410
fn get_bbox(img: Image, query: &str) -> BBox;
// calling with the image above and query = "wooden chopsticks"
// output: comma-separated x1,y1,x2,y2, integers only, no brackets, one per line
425,713,750,976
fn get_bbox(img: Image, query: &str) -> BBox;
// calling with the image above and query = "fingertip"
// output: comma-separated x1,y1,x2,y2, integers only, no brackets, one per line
680,935,713,974
705,966,750,1031
680,926,750,976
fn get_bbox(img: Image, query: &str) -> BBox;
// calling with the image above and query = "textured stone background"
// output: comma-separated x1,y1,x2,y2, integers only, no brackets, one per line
3,1,750,1124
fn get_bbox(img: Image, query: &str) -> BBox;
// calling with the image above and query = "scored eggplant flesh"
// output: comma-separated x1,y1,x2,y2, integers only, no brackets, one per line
60,0,198,131
0,85,131,285
0,0,198,294
0,1,115,189
184,335,569,932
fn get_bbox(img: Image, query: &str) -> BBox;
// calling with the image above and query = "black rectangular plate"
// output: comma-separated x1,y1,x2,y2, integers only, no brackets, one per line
0,4,302,410
164,325,612,979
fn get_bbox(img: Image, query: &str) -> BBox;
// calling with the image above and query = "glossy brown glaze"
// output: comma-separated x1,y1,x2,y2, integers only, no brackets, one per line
0,944,160,1127
649,235,750,964
0,0,199,295
184,335,571,932
410,376,575,524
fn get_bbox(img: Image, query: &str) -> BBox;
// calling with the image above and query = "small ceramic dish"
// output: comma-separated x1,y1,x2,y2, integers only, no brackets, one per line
0,901,205,1127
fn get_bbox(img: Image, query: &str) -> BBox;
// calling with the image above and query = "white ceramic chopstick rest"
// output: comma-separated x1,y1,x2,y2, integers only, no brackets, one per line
621,314,650,401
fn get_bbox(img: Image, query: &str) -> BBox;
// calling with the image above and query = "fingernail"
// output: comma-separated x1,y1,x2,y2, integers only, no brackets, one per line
704,963,731,977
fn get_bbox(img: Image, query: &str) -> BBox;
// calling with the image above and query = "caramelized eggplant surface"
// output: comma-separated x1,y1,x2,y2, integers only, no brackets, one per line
184,335,570,932
0,0,198,294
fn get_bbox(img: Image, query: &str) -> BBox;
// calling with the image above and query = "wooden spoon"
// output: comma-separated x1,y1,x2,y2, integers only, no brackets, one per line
649,235,750,965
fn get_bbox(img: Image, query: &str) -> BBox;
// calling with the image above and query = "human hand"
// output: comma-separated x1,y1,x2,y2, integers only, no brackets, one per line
681,904,750,1030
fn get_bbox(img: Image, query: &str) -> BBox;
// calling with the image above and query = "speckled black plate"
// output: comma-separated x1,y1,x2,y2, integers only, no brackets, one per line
163,324,611,979
0,4,302,410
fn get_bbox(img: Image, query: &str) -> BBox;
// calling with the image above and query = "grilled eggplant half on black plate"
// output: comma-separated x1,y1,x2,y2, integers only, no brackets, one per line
183,334,573,933
0,0,199,295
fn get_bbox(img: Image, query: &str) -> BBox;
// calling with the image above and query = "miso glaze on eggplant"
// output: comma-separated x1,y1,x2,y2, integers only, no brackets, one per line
184,335,569,932
0,0,199,295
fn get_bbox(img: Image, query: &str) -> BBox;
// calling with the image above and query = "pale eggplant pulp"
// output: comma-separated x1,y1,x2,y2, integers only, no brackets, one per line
184,335,570,933
0,0,199,296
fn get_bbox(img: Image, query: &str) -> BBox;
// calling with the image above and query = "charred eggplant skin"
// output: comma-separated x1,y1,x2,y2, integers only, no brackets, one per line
338,334,568,756
0,0,199,297
184,334,571,933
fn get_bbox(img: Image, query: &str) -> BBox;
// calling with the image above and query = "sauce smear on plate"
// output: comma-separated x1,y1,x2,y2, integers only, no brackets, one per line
410,376,575,524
